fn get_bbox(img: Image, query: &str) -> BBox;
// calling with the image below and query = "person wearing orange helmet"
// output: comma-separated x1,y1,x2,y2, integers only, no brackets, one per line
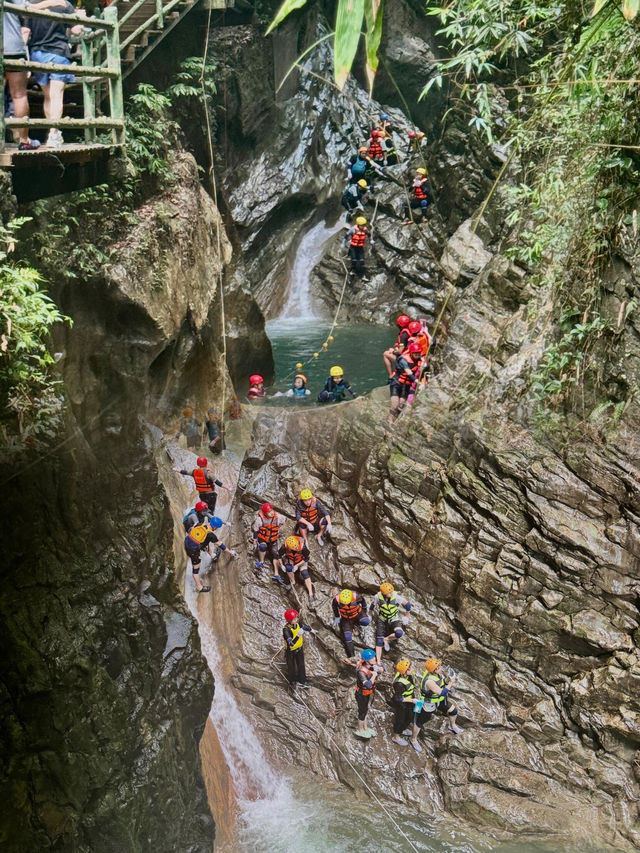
418,658,463,734
389,340,422,426
369,581,412,663
278,535,315,602
282,608,312,689
253,502,286,582
174,456,231,513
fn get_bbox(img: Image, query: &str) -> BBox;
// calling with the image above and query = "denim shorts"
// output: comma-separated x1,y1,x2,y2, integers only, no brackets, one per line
31,50,75,85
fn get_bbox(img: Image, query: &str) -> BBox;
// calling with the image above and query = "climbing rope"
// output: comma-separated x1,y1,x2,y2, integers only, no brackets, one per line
268,654,421,853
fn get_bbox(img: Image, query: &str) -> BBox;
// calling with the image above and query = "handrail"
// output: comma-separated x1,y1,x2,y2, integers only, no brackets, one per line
4,58,120,78
3,2,115,29
120,0,183,51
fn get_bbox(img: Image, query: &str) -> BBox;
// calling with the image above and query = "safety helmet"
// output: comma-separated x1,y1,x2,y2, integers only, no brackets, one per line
330,366,344,377
355,216,367,226
396,314,411,328
416,167,427,176
261,502,274,515
284,609,299,623
285,535,303,551
425,658,441,673
408,320,422,335
249,374,264,385
209,516,223,529
339,588,354,605
195,500,208,512
361,649,376,661
408,342,422,354
182,407,193,416
357,179,368,189
196,456,208,467
189,525,208,544
370,129,379,138
396,659,411,674
300,489,313,500
380,112,390,120
295,373,307,383
380,582,394,596
408,131,416,138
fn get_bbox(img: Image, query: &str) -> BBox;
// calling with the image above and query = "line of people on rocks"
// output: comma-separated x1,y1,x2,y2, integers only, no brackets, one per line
247,367,358,405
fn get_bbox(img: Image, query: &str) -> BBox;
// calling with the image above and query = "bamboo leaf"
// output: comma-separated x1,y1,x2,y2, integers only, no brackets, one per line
334,0,365,90
363,0,383,96
622,0,639,19
265,0,308,36
591,0,608,14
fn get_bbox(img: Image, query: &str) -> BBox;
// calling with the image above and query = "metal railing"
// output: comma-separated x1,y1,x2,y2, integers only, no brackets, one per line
0,1,124,151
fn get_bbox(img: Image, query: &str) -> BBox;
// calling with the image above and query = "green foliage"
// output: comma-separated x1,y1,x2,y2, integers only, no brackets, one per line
126,83,179,179
167,56,218,132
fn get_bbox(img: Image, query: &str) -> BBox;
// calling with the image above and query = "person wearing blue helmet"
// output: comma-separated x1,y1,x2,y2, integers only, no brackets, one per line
355,648,383,738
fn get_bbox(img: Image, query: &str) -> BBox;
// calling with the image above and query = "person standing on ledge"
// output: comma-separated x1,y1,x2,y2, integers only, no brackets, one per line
391,659,422,751
295,489,332,546
343,217,370,281
332,588,370,660
253,502,286,582
174,456,231,513
370,581,412,664
419,658,463,734
354,648,382,739
282,608,312,690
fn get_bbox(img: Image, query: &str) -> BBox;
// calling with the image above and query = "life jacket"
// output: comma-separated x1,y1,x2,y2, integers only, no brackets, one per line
355,662,376,695
193,467,213,494
393,672,415,701
183,508,207,531
377,591,399,620
413,178,428,201
410,331,430,358
292,386,307,397
350,227,367,248
420,670,446,704
395,328,410,348
336,594,362,620
283,549,306,567
247,386,266,400
188,523,210,544
257,511,280,543
395,352,419,385
368,139,383,160
350,157,367,178
284,623,303,651
299,497,319,526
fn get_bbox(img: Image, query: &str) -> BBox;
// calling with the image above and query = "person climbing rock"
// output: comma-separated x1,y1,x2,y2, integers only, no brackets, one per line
279,535,315,602
378,112,393,134
341,178,370,222
407,320,431,360
379,128,399,167
419,658,463,734
402,168,432,224
283,608,312,689
247,374,267,401
355,648,382,738
347,146,371,183
407,129,426,154
176,408,201,449
295,489,332,545
389,341,422,426
184,518,237,593
286,374,311,398
370,581,412,663
317,366,357,404
253,501,285,582
332,588,371,659
204,409,223,454
383,314,413,379
367,129,386,166
391,660,421,751
174,457,230,513
343,217,369,280
183,499,213,532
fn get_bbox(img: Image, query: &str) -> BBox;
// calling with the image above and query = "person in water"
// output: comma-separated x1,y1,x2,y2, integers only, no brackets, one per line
286,374,311,398
247,374,267,401
317,366,357,403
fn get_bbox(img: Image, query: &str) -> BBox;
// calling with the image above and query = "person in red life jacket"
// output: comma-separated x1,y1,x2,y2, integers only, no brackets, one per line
383,313,413,379
253,502,286,582
282,608,312,690
174,456,230,513
354,648,383,738
332,588,371,659
402,167,432,224
370,581,412,663
367,129,386,166
388,341,422,426
406,320,432,389
343,216,370,280
278,535,315,602
295,488,332,545
184,518,237,593
247,374,266,401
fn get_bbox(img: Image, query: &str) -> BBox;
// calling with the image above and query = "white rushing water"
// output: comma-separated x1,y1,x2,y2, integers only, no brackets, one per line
279,217,345,319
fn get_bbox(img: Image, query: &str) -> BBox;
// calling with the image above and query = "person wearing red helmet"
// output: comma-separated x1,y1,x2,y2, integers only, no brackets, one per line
253,501,286,581
389,341,422,426
182,499,214,532
247,374,266,401
174,456,231,513
282,609,312,689
383,314,414,379
406,320,432,390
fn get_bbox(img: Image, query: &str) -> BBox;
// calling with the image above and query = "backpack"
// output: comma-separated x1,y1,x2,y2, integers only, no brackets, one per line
350,158,367,178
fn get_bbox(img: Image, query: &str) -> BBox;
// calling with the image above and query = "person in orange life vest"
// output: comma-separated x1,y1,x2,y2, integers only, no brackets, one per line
278,535,315,602
332,588,371,658
253,502,286,582
343,217,369,280
389,341,422,426
402,168,432,224
184,518,237,593
367,129,386,166
282,609,312,689
174,456,230,513
370,581,412,664
247,374,266,401
407,129,426,155
406,320,432,396
354,648,383,738
295,488,332,545
383,313,413,379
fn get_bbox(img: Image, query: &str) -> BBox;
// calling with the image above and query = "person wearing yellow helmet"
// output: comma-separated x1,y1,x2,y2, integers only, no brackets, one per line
285,373,310,399
392,660,422,750
332,588,370,658
341,177,370,222
342,216,370,281
402,167,432,225
295,489,332,545
418,658,463,734
278,534,315,603
369,581,413,663
317,366,357,404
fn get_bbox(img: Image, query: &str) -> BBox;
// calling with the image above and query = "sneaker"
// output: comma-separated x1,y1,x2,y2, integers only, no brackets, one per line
361,276,371,282
316,536,324,546
364,728,377,738
254,561,265,570
271,574,284,584
449,724,464,734
45,128,63,149
298,681,310,689
18,139,41,151
402,728,412,737
383,641,391,652
210,548,220,562
197,586,211,593
392,735,408,747
355,729,373,739
410,740,423,753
